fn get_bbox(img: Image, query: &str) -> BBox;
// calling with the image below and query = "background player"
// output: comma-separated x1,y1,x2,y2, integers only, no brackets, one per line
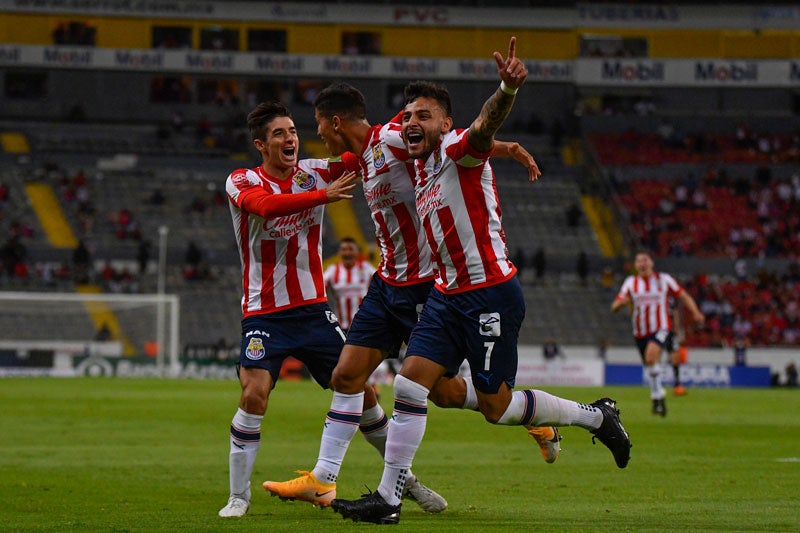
611,250,705,416
323,237,376,332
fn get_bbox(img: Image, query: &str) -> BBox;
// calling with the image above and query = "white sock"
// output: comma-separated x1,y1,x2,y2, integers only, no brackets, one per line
647,364,666,400
313,391,364,484
462,376,478,410
378,375,429,506
228,408,262,500
528,390,603,430
359,403,389,457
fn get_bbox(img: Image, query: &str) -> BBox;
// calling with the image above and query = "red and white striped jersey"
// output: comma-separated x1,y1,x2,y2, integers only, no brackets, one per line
615,272,683,338
413,129,515,294
226,160,333,317
323,259,376,329
331,113,434,286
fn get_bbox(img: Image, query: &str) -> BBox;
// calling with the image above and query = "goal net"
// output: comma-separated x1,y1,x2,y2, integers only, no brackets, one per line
0,291,180,377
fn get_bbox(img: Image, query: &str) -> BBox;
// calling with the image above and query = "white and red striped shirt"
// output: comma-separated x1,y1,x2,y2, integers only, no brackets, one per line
413,129,515,294
323,259,376,329
615,272,683,338
331,113,434,286
226,160,334,317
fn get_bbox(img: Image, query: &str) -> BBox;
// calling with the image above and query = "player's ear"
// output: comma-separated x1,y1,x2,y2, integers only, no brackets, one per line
332,115,342,132
442,116,453,133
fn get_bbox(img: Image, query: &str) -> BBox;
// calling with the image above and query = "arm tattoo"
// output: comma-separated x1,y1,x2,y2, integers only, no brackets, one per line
468,88,515,152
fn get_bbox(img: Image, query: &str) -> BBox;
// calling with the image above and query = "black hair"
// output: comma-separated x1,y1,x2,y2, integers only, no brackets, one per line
403,81,452,117
247,101,292,141
313,82,366,121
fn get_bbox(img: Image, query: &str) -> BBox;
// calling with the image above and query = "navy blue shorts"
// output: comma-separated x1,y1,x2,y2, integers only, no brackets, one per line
239,303,345,388
405,276,525,394
345,274,434,358
635,330,675,362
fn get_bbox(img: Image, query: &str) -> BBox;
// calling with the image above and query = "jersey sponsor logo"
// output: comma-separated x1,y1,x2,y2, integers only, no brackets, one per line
364,181,398,211
416,183,443,219
245,337,266,360
373,143,387,170
479,312,501,336
293,170,316,190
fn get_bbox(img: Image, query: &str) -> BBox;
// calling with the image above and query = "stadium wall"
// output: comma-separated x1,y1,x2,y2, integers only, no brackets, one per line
1,340,793,388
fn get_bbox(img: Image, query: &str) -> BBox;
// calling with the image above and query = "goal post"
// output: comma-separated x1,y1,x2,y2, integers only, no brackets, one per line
0,291,180,377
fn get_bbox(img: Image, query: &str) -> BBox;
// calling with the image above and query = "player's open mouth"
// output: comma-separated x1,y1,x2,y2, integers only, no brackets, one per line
282,147,295,157
406,132,423,145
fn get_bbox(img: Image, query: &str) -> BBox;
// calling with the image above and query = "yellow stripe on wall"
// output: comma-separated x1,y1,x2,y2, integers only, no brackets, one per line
24,182,79,249
581,195,627,258
0,132,30,153
76,284,137,356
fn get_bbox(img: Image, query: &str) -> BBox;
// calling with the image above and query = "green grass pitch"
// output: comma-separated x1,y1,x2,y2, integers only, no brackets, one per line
1,378,798,532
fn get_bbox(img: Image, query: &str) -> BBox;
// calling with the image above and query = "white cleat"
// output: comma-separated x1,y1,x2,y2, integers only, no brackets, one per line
402,474,448,513
218,496,250,517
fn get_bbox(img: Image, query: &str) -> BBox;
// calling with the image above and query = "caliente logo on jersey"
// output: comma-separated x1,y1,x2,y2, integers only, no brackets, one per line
293,170,316,190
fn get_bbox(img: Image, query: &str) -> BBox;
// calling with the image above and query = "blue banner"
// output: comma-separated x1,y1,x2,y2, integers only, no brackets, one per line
605,364,772,387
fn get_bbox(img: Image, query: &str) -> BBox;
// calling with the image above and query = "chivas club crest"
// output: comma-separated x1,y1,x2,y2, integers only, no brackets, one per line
432,147,443,174
245,337,266,360
373,143,387,170
293,170,316,190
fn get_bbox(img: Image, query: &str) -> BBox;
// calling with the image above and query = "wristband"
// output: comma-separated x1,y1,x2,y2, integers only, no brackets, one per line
500,81,518,95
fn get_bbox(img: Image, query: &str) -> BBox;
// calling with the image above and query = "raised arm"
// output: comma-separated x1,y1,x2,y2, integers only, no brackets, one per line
468,36,528,153
492,140,542,181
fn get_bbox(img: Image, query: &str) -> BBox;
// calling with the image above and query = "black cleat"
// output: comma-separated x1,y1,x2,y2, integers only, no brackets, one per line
590,397,632,469
331,490,401,525
652,398,667,417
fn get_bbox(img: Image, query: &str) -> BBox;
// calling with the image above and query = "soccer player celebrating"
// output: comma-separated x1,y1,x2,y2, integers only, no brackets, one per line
323,237,376,332
611,251,705,416
217,101,361,518
331,37,632,525
263,82,557,514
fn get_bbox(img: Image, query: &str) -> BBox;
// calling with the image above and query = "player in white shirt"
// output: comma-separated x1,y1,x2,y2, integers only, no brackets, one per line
323,237,376,331
331,37,632,525
263,82,552,514
611,251,704,416
218,101,361,518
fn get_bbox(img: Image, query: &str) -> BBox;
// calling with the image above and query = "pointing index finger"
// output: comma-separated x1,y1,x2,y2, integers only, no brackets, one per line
508,36,516,60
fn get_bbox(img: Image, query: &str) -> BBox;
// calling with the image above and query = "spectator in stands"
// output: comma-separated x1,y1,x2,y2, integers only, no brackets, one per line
532,246,546,284
513,248,528,283
95,322,111,341
72,239,91,284
543,338,564,361
577,250,589,286
137,240,151,275
733,336,748,366
183,240,210,282
565,201,582,229
785,362,798,387
148,188,166,206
